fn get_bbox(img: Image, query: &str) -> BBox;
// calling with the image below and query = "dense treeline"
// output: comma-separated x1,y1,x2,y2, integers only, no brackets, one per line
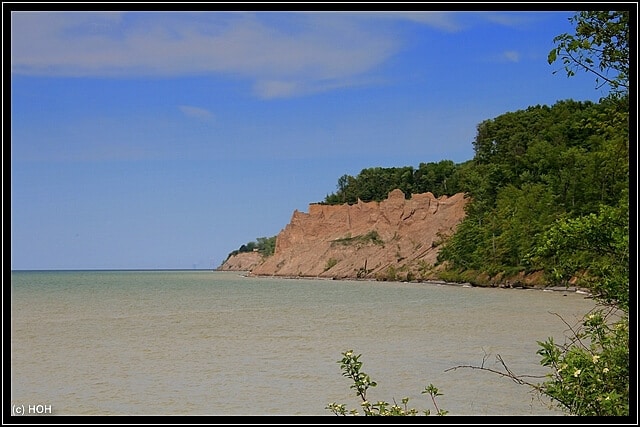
448,11,628,417
320,96,628,288
438,97,629,280
322,159,467,204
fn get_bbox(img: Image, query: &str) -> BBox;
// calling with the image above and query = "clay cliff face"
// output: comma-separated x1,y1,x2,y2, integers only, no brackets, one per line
246,189,467,281
218,251,264,271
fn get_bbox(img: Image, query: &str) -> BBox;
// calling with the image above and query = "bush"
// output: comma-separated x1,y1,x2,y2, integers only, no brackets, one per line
536,309,629,415
326,350,447,416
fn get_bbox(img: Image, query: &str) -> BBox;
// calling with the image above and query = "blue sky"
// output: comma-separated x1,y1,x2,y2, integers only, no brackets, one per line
10,9,606,270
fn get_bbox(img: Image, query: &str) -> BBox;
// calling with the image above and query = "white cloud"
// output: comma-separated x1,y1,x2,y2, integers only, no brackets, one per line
254,80,299,99
11,12,399,98
10,11,543,98
502,50,520,62
481,49,526,64
385,11,541,32
388,11,464,32
178,105,214,121
483,12,538,28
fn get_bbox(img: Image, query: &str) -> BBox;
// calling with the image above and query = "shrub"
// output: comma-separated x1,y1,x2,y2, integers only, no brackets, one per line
326,350,447,416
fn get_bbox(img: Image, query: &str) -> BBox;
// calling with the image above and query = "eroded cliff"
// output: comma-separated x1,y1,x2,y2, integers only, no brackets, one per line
218,251,264,272
243,189,468,281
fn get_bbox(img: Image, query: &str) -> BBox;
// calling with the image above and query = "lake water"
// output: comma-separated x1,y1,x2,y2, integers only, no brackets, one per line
10,270,598,416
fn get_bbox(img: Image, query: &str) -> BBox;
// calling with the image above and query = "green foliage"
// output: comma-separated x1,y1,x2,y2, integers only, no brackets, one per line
493,184,560,268
442,12,630,417
532,11,629,417
414,159,463,197
442,182,562,273
323,160,468,205
324,11,629,418
225,235,277,260
326,350,447,416
437,97,628,278
256,236,276,256
530,196,629,312
324,166,413,204
536,310,629,415
549,11,629,97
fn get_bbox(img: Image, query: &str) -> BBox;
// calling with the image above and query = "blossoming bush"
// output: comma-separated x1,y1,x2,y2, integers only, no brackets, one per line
536,309,629,416
326,350,447,416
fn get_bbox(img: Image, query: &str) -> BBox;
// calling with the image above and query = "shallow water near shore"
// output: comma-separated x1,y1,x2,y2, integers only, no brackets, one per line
11,270,598,416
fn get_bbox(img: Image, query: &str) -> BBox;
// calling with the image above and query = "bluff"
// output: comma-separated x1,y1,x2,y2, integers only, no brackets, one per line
245,189,468,281
218,251,264,272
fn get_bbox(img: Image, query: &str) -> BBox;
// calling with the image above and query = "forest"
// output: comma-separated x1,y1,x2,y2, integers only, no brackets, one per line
230,91,628,308
321,96,628,296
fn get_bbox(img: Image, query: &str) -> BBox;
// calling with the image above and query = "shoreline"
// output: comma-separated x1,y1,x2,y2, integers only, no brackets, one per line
223,270,593,297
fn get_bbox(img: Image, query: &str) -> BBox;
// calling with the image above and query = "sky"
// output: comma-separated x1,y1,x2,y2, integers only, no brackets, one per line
9,7,608,270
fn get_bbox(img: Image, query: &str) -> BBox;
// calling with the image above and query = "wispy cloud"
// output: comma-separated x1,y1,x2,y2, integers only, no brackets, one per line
10,11,543,98
388,11,465,32
178,105,214,122
387,11,541,32
483,12,538,28
11,12,399,98
482,49,525,64
502,50,521,62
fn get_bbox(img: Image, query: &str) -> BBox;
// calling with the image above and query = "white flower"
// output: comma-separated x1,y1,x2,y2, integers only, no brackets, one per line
573,369,581,377
592,355,600,363
603,367,609,374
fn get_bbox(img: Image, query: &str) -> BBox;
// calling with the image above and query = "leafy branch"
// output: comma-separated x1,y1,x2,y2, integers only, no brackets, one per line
326,350,448,416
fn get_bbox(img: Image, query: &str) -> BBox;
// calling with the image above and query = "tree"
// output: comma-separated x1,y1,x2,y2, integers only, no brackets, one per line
521,11,629,415
548,11,629,97
437,10,629,416
527,10,629,415
414,160,459,197
337,174,349,203
532,193,629,310
256,236,277,256
225,235,277,260
437,100,616,278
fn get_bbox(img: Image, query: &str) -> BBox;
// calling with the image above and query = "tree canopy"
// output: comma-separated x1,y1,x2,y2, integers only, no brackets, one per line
548,10,629,97
322,160,468,204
